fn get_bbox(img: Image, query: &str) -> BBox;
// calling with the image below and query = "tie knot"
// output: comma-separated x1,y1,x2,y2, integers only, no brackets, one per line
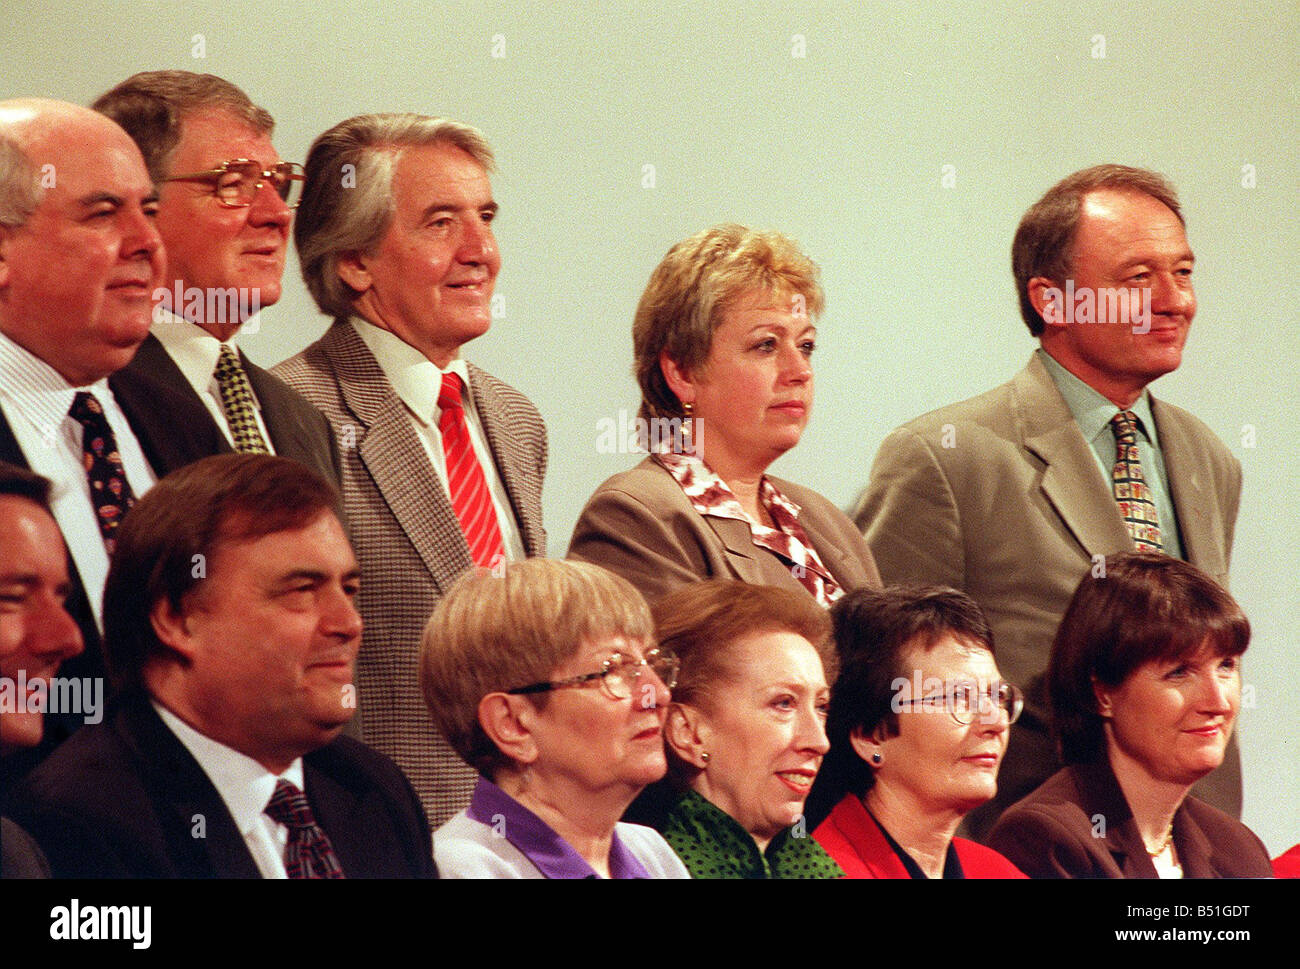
69,390,104,424
264,779,317,830
215,343,243,378
438,371,464,413
1110,410,1140,444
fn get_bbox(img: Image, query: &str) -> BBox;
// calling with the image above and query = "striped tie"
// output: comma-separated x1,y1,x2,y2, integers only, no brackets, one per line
214,344,270,453
438,372,505,568
1109,410,1164,553
264,779,345,879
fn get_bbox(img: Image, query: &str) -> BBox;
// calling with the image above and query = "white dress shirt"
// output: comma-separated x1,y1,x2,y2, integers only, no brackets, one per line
349,317,526,561
153,702,302,879
149,310,275,453
0,332,156,630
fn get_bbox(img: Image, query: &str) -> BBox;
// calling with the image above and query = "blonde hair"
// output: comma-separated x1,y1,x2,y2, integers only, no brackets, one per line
419,559,654,778
633,224,824,422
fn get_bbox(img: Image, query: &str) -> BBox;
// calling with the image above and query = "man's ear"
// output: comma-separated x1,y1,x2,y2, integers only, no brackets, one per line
664,702,710,769
0,224,14,290
149,596,200,661
478,693,539,766
659,351,695,407
1028,276,1065,332
335,250,372,296
849,724,886,769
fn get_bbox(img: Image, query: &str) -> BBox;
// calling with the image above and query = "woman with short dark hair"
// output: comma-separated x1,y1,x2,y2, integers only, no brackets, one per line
989,552,1272,878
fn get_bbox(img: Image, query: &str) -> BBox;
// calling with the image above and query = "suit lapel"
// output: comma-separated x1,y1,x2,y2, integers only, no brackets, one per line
1154,398,1222,575
117,698,262,878
705,514,772,584
1015,356,1132,557
1073,763,1157,877
323,324,472,590
468,363,542,557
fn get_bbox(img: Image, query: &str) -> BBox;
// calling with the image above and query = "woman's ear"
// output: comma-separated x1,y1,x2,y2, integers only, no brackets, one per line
478,693,539,766
1091,677,1114,718
849,724,886,769
665,702,710,769
659,351,695,407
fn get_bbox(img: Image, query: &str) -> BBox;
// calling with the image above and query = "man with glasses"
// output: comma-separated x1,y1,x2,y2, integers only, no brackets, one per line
93,72,339,486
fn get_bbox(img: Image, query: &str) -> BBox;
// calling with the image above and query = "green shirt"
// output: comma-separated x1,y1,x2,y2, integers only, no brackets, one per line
659,790,843,879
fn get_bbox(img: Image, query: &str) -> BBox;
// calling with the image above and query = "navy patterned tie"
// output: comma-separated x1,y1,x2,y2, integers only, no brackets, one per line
264,779,346,879
1109,410,1164,553
69,391,135,555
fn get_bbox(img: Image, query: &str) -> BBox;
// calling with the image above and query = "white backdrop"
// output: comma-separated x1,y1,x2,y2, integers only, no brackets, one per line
6,0,1296,852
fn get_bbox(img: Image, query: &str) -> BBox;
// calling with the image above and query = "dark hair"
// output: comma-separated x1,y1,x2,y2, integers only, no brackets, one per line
1012,165,1183,336
0,461,51,508
92,71,274,182
653,580,833,785
1049,552,1249,765
805,586,994,826
102,454,340,694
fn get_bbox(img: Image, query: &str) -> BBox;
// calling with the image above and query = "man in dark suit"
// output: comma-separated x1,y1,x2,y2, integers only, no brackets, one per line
855,166,1242,838
7,453,435,877
92,72,338,487
273,114,546,827
0,99,229,701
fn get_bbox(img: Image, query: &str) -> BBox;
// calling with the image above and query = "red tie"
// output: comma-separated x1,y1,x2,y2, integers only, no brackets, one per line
438,372,505,568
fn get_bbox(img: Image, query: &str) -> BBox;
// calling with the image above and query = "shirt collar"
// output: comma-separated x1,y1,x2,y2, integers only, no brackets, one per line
0,330,111,434
150,309,228,389
348,316,470,425
153,701,304,839
466,776,651,879
1038,347,1160,448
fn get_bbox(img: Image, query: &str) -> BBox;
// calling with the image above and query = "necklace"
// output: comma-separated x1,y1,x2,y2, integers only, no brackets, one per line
1146,824,1175,857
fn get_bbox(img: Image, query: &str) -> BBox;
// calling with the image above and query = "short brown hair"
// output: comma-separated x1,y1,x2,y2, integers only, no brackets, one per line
652,580,833,783
805,586,994,824
294,113,495,320
633,224,824,423
1049,552,1249,765
103,454,340,694
0,461,51,508
92,71,274,183
419,559,653,779
1012,165,1183,336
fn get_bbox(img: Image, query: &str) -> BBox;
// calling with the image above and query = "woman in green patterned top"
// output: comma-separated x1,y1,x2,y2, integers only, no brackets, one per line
629,580,843,878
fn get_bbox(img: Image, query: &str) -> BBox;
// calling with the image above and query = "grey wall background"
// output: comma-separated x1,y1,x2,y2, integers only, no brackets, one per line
5,0,1296,852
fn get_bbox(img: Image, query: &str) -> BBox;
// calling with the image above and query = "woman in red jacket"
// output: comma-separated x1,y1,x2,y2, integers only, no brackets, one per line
807,587,1026,878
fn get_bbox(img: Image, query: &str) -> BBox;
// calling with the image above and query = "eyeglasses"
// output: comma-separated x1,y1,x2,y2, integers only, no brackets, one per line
895,680,1024,726
161,158,306,209
506,648,680,702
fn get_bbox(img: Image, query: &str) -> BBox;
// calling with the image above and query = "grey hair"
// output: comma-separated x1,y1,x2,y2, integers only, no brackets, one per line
294,113,495,319
0,134,42,228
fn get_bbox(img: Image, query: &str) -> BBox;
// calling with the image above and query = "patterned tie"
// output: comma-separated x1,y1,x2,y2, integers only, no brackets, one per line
69,391,135,555
213,344,270,453
1109,410,1164,553
263,779,346,879
438,372,505,568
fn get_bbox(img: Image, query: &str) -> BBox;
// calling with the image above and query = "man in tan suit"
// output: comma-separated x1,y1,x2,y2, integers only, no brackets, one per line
273,115,546,828
855,165,1241,839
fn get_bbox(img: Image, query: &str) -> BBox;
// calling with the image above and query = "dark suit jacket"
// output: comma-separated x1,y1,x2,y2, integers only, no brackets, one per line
119,333,341,488
988,762,1272,879
854,353,1242,835
5,695,435,878
1,816,50,878
272,320,547,828
567,455,881,604
813,793,1026,878
0,373,225,703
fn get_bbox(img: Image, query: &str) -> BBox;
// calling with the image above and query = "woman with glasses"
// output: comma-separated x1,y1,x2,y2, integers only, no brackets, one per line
419,559,689,878
804,586,1026,878
629,580,844,878
989,553,1272,878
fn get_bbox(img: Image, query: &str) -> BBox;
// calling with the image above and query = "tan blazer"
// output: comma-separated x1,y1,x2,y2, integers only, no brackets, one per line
989,762,1272,878
273,321,546,828
567,455,880,604
854,353,1242,836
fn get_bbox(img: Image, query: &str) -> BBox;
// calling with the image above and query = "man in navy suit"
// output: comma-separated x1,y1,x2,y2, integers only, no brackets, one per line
93,72,339,487
7,454,434,877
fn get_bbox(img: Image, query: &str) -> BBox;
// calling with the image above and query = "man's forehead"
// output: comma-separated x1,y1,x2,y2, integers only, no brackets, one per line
174,108,279,163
